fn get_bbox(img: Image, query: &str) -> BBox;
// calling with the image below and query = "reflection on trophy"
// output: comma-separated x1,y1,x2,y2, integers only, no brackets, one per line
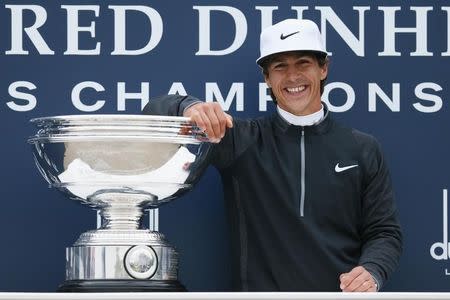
28,115,210,292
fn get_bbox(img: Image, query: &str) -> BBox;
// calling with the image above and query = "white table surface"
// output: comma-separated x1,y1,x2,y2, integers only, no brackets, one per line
0,293,450,300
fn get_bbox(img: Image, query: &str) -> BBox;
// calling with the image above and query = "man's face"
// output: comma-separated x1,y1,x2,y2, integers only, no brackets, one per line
264,52,328,116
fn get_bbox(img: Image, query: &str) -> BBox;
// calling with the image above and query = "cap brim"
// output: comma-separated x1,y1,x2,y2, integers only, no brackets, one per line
256,49,328,66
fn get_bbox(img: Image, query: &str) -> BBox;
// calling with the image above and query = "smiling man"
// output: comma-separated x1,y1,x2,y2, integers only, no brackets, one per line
144,19,402,292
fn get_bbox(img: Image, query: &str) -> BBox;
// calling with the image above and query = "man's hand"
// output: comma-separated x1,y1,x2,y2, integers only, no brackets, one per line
339,266,378,292
184,102,233,143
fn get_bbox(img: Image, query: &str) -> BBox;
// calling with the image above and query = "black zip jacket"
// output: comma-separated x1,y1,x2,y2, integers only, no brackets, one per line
143,94,402,292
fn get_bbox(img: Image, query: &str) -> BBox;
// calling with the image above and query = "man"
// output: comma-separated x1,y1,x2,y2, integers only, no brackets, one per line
144,19,402,292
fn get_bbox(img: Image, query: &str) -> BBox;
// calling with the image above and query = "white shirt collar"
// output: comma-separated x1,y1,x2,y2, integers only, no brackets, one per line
277,105,324,126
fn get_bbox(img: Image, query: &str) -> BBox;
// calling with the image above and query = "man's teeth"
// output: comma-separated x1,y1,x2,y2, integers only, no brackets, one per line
286,86,306,93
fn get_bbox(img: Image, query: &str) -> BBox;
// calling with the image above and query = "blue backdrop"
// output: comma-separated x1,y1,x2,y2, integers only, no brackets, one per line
0,0,449,292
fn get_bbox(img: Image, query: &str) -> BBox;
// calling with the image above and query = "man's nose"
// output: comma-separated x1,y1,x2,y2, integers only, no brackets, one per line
286,66,302,81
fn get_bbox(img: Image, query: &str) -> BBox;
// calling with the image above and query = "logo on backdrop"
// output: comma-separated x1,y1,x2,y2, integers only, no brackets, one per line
430,189,450,275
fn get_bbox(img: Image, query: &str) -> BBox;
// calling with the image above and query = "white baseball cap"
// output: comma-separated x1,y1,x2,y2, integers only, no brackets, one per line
256,19,327,66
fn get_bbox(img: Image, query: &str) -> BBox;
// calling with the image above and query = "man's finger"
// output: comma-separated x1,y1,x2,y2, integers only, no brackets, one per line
339,266,365,289
212,104,228,137
190,111,206,131
368,285,377,292
196,111,216,142
344,274,369,292
225,113,233,128
206,106,222,139
354,279,377,292
350,279,373,292
339,273,348,282
343,271,371,292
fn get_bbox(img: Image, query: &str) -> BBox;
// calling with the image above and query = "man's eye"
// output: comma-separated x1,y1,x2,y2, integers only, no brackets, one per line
298,60,311,66
273,64,286,70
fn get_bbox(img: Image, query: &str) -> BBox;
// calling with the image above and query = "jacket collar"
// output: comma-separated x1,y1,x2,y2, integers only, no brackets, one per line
273,102,332,135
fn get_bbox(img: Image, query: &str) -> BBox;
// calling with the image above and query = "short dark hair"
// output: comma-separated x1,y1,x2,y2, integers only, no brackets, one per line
259,51,329,103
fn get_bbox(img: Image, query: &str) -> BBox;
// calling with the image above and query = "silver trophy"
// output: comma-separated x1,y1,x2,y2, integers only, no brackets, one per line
28,115,210,292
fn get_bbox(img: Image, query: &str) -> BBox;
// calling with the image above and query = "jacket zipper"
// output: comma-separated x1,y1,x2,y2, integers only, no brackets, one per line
300,128,305,217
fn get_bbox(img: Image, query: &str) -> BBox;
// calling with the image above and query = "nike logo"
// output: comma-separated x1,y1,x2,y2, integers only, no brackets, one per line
280,31,299,40
335,163,358,173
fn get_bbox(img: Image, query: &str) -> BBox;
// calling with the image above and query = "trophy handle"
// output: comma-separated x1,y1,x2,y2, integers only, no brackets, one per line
148,208,159,232
96,210,102,229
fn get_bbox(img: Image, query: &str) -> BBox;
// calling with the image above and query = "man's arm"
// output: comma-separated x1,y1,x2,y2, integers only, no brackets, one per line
340,136,403,292
143,94,232,142
143,94,200,117
144,94,257,171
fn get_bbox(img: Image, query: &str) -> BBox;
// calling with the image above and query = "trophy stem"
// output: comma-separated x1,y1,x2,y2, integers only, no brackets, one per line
90,191,155,230
100,205,143,230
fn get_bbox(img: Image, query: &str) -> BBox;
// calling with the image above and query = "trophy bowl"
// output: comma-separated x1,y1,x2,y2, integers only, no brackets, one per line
28,114,210,292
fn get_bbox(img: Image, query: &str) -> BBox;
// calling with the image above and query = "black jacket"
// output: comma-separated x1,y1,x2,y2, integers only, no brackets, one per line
144,94,402,292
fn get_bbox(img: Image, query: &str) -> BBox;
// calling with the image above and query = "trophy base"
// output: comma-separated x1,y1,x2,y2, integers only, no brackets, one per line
58,279,187,292
63,231,186,292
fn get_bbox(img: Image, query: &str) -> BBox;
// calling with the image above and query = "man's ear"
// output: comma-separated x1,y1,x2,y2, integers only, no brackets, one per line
320,62,329,81
264,74,271,88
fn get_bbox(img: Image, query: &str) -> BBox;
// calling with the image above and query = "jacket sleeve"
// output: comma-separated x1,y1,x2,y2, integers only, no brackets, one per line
142,94,202,116
357,137,403,290
142,94,258,170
